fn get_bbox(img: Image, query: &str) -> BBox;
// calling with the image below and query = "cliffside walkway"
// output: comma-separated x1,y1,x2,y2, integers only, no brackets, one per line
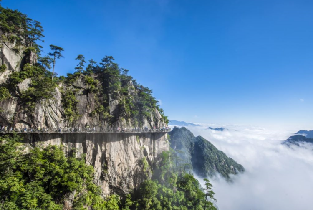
0,128,171,134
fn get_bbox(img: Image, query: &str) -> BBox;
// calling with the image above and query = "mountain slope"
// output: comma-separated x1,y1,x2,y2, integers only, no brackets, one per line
283,133,313,147
169,127,244,179
295,130,313,138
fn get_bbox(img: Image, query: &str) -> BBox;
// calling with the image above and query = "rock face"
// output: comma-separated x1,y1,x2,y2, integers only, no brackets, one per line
0,28,169,197
0,30,24,85
24,132,169,196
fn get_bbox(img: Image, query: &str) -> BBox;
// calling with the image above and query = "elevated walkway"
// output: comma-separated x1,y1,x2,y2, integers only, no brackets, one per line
0,129,171,135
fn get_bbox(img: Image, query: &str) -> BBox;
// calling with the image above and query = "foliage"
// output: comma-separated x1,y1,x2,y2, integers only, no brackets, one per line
84,75,99,93
0,5,44,55
4,64,57,112
0,134,121,210
48,44,64,79
169,127,245,179
0,86,10,101
61,89,79,123
38,56,53,70
0,64,6,73
75,54,86,73
66,55,169,125
141,157,152,178
128,151,217,210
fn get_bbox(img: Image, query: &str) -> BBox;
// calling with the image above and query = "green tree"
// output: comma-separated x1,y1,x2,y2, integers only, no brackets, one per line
38,56,53,70
48,44,64,80
25,19,44,53
131,151,217,210
0,134,118,209
203,178,216,210
75,54,86,73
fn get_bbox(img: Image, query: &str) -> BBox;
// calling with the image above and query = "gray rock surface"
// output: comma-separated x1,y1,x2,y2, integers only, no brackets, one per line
17,78,31,93
24,132,169,196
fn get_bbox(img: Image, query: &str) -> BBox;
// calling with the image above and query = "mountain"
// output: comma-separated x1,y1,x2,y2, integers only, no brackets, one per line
208,127,226,131
169,127,245,179
295,130,313,138
283,131,313,147
169,120,199,127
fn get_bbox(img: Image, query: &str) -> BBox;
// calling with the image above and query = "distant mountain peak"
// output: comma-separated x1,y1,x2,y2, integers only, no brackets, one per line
169,120,200,127
295,130,313,138
169,127,244,180
283,130,313,147
208,127,226,131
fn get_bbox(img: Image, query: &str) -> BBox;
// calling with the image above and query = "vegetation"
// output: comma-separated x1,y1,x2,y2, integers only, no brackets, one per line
59,55,168,126
0,4,44,55
48,44,64,80
169,127,245,179
0,64,6,73
0,5,58,114
0,4,168,127
0,86,10,101
0,134,122,209
0,134,216,210
61,89,80,123
129,151,217,210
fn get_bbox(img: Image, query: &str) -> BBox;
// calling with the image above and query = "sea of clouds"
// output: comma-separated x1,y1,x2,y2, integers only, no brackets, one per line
171,124,313,210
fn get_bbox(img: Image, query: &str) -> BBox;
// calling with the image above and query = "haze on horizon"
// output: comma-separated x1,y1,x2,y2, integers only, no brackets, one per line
4,0,313,129
184,125,313,210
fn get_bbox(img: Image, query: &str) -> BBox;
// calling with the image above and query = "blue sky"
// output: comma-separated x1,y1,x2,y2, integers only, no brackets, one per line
3,0,313,129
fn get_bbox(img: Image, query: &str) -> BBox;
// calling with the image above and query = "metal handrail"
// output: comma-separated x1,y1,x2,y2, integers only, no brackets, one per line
0,127,171,134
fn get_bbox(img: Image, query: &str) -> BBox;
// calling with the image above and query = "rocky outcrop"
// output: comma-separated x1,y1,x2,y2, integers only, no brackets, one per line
23,132,169,196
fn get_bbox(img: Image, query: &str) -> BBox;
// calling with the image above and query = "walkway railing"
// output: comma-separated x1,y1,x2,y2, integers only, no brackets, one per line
0,127,171,134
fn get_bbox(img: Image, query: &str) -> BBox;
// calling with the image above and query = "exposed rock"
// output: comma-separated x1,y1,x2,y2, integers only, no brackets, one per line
24,132,169,196
17,78,31,93
0,67,12,85
1,41,23,71
0,97,17,123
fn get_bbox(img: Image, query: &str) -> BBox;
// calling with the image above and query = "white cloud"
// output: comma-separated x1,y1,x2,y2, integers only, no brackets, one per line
157,99,162,106
300,98,304,102
184,125,313,210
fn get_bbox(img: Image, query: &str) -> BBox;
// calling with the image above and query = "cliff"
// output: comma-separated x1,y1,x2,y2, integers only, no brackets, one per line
0,6,169,198
0,41,170,196
22,132,169,197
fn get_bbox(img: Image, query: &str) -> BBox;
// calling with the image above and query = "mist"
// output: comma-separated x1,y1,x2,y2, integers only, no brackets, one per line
181,125,313,210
